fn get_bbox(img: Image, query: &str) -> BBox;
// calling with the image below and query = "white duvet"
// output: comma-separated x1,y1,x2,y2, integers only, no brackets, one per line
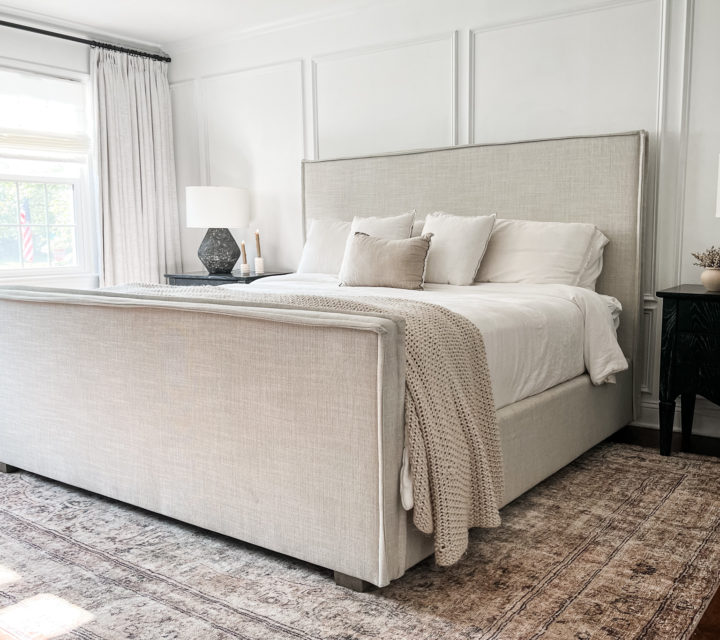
227,273,627,410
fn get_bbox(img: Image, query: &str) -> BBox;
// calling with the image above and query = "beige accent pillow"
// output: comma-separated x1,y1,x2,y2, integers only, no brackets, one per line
339,232,432,290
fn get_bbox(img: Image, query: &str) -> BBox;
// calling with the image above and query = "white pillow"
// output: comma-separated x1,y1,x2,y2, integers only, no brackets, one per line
577,228,610,290
351,211,415,239
476,219,599,286
297,219,351,274
422,212,496,285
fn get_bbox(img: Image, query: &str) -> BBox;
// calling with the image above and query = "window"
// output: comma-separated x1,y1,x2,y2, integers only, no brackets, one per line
0,66,95,277
0,179,77,269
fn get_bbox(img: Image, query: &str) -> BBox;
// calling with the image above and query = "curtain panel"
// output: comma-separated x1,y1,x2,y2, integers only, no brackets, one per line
92,49,182,285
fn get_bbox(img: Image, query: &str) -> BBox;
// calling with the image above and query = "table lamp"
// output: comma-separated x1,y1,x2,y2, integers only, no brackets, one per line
186,186,250,274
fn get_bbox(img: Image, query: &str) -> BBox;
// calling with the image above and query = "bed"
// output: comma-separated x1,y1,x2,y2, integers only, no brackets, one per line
0,131,646,589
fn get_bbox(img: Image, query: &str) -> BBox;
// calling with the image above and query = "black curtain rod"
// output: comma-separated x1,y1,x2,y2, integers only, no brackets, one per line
0,19,171,63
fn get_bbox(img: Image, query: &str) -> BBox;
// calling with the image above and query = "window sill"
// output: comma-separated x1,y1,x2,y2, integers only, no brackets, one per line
0,270,99,289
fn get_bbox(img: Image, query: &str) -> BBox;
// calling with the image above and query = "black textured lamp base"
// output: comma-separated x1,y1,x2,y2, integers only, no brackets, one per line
198,228,241,274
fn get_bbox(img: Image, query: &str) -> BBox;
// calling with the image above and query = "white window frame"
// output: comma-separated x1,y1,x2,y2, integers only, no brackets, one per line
0,59,98,285
0,170,91,277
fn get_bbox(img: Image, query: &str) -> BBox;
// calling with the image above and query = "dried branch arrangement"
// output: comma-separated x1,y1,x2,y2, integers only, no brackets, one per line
692,246,720,269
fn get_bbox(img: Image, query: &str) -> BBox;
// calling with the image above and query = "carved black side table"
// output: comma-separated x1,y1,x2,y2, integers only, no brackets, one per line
657,285,720,455
165,271,290,286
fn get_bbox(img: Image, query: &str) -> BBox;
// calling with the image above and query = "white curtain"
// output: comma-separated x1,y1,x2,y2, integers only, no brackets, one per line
92,49,182,285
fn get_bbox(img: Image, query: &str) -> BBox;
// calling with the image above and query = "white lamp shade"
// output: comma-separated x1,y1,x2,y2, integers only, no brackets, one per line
185,186,250,228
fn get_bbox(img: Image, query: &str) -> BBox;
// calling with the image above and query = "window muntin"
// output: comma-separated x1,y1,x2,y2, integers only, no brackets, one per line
0,178,78,270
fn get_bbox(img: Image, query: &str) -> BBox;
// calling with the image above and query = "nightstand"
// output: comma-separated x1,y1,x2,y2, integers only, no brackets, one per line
164,271,291,286
657,285,720,456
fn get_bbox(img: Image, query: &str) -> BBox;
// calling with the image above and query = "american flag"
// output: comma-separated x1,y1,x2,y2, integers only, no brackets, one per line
19,198,33,262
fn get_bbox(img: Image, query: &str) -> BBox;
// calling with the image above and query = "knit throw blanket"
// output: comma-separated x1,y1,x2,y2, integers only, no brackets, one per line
108,283,504,565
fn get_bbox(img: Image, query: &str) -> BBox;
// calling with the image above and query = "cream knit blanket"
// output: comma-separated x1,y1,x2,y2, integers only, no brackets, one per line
109,283,504,565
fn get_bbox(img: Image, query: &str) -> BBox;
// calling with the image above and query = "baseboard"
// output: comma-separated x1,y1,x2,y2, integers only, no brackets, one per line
634,397,720,438
614,425,720,457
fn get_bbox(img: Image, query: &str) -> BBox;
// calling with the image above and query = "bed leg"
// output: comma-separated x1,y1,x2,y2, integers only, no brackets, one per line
333,571,375,592
0,463,18,473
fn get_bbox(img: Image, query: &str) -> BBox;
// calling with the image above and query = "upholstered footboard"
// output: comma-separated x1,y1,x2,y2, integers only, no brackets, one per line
0,287,410,587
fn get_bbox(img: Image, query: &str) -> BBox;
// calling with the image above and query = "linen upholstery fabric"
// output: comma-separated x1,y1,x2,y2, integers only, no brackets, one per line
301,131,646,374
476,218,599,285
422,212,496,285
339,233,431,290
110,282,504,565
91,49,182,285
0,133,645,587
297,219,350,274
0,285,407,587
351,211,415,239
0,284,633,586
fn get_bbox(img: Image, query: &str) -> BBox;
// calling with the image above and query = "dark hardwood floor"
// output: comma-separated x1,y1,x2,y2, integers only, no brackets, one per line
692,588,720,640
610,425,720,638
612,424,720,458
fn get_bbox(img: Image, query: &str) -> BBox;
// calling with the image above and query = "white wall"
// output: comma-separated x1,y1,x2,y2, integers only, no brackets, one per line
167,0,720,436
680,0,720,282
666,0,720,435
0,27,99,289
0,25,88,74
170,0,666,274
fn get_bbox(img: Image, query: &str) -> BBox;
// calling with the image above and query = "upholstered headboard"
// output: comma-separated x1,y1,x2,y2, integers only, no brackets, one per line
302,131,646,394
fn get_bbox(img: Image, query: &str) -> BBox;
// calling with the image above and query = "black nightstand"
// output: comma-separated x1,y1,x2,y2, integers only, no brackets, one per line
657,285,720,456
164,271,291,286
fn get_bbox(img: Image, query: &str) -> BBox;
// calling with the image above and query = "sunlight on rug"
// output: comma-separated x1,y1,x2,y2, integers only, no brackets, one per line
0,566,20,588
0,593,94,640
0,443,718,639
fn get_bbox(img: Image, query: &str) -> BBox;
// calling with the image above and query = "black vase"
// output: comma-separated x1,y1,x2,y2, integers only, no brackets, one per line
198,228,241,274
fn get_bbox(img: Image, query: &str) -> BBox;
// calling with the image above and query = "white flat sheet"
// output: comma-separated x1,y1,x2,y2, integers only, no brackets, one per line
227,273,627,410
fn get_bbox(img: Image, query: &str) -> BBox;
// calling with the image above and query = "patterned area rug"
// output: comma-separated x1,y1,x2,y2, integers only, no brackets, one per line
0,443,718,639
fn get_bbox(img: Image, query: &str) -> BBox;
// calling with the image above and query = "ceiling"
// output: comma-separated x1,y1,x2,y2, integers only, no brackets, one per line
0,0,380,50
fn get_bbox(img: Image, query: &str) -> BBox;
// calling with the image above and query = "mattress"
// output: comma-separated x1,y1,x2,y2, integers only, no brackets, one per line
232,273,626,410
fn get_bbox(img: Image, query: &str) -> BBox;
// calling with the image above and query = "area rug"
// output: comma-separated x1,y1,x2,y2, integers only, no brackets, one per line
0,443,718,640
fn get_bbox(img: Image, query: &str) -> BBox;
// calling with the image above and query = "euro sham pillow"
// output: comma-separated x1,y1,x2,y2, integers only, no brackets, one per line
339,232,432,290
297,219,351,274
350,211,415,240
476,219,602,286
422,212,496,285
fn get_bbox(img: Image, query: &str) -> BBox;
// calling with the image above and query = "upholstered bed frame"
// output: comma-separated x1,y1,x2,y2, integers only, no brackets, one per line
0,131,646,589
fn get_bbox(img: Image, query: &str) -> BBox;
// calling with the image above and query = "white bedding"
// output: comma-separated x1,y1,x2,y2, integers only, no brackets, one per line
229,273,627,410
